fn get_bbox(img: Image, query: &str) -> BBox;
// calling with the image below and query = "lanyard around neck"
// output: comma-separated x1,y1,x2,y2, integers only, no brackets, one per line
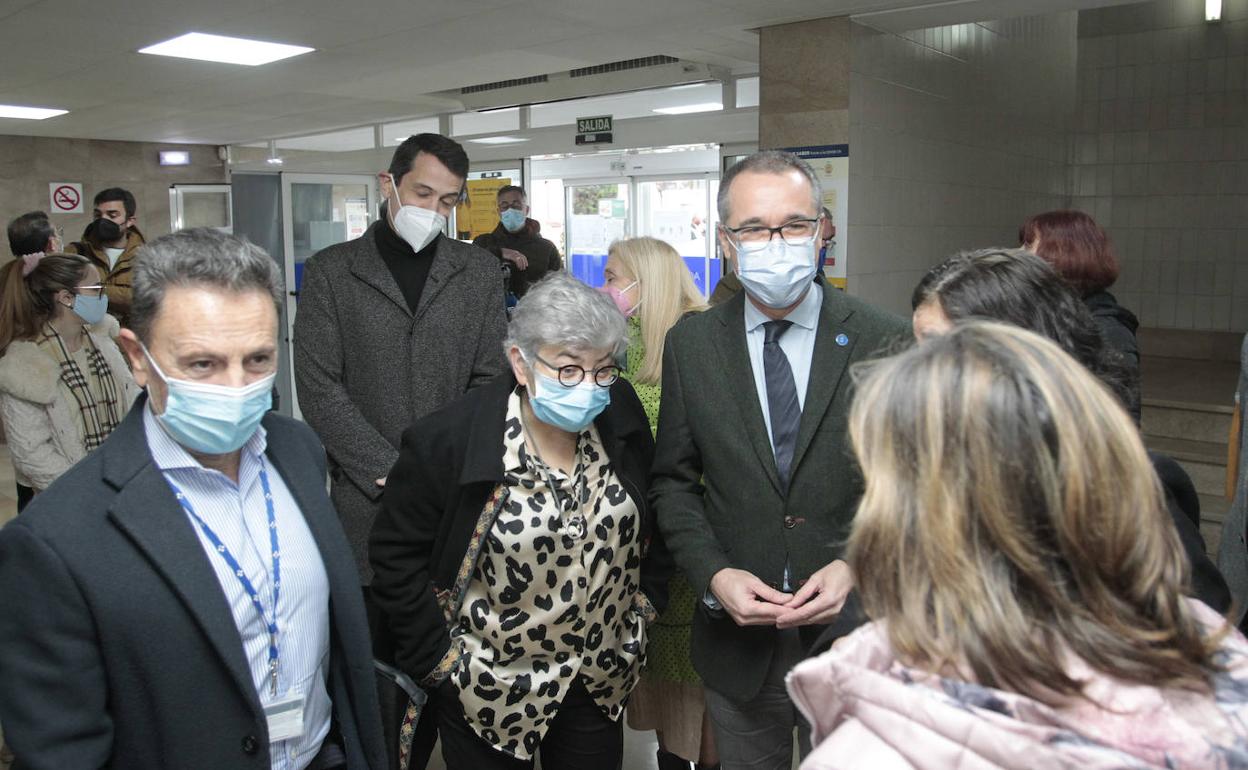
166,458,283,697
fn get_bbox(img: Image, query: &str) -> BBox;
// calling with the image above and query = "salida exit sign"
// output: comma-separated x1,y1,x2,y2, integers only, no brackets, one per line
576,115,613,145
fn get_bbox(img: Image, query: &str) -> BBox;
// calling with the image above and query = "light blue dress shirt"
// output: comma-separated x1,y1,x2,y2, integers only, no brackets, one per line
143,407,332,770
742,283,823,594
743,282,824,450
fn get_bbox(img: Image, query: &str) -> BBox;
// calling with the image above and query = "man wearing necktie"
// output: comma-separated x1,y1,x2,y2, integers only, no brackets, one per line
652,151,910,770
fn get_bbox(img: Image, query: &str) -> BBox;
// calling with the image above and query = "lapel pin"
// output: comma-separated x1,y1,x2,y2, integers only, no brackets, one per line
836,333,849,347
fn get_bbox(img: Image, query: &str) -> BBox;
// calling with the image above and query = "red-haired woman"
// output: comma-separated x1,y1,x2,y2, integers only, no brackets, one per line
1021,209,1140,420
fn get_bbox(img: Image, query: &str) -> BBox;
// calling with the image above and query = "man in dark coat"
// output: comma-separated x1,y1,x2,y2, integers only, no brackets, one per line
293,133,507,769
293,134,508,583
0,228,386,770
471,184,561,298
651,151,910,770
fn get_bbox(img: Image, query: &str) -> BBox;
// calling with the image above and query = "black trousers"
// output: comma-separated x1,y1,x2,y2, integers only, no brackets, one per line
16,483,33,513
437,677,623,770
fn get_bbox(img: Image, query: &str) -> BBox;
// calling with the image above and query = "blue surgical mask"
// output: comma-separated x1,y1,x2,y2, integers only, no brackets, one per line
528,371,610,433
72,293,109,325
500,208,526,233
735,237,818,309
141,344,275,455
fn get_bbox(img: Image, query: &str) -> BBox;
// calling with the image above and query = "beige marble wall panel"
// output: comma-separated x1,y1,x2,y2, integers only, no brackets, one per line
87,139,146,183
760,109,850,150
0,134,225,244
759,16,851,148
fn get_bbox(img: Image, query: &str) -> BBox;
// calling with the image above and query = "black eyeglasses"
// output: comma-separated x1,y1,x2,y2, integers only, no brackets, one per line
535,354,620,388
723,217,821,253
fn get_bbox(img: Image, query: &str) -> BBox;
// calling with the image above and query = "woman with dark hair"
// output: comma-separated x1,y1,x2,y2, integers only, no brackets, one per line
788,323,1248,769
909,248,1227,612
1021,209,1140,416
0,252,137,509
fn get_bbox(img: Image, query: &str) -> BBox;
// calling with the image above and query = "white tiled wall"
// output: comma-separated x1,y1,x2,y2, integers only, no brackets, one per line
847,15,1077,316
1074,0,1248,331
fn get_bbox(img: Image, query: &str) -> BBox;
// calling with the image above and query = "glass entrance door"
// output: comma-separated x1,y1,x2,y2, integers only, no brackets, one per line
635,177,719,297
565,181,629,288
280,173,377,418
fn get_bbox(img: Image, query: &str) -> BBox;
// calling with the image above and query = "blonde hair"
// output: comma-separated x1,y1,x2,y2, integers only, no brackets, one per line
848,322,1222,700
608,237,706,384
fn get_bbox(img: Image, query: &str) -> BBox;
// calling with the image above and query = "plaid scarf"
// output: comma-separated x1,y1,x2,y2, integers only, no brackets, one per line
40,324,123,451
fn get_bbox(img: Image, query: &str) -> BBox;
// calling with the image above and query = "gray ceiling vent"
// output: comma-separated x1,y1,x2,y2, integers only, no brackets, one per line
461,74,549,95
569,55,680,78
450,56,726,112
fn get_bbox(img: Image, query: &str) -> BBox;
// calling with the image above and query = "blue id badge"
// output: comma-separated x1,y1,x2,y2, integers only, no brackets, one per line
264,691,305,743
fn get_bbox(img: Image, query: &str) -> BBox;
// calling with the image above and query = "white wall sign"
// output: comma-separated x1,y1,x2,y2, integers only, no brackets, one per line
49,182,84,214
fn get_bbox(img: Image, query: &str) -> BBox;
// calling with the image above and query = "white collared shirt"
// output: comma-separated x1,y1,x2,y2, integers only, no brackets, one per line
143,407,332,770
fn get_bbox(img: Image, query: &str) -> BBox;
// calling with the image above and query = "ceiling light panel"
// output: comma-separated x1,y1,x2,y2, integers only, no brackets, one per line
468,136,529,145
139,33,314,66
0,105,68,120
652,102,723,115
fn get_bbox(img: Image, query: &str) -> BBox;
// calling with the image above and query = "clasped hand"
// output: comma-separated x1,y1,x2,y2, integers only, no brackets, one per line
708,561,852,629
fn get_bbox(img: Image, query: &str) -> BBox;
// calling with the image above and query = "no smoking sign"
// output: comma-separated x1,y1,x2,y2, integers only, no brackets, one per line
49,182,83,214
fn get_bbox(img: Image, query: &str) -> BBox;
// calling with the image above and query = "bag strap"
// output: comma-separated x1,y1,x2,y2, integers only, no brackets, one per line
418,483,509,689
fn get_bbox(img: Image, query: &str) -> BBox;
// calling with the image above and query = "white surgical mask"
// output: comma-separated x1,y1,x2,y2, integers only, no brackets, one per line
735,237,818,309
387,174,447,252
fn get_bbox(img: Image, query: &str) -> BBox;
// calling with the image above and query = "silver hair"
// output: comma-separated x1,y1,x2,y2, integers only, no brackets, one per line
504,272,628,363
717,150,823,223
129,227,284,343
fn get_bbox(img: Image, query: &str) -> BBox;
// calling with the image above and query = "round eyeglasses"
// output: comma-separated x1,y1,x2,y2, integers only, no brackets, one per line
534,354,620,388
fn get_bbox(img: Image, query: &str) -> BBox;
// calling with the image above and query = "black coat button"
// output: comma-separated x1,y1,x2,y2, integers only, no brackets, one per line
242,734,259,754
783,515,797,529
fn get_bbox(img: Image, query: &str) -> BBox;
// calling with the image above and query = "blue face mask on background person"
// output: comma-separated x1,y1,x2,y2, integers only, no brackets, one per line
72,293,108,325
528,370,611,433
500,208,526,233
141,344,275,455
735,237,818,309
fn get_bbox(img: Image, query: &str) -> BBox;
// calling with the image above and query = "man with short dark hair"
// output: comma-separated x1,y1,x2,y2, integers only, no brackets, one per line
0,228,387,769
294,133,507,581
652,151,909,770
66,187,146,326
295,134,507,767
6,211,60,256
471,184,561,298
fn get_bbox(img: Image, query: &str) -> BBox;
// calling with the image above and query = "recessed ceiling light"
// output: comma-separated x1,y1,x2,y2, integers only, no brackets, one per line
468,136,529,145
139,33,314,66
0,105,68,120
652,102,723,115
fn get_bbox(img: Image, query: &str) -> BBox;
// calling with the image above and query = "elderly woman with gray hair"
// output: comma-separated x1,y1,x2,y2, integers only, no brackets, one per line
370,271,672,770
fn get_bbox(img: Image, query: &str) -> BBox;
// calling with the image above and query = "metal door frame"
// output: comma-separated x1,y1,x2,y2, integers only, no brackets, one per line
279,172,379,419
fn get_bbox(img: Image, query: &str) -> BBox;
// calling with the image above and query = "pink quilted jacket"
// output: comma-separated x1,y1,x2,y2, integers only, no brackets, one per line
786,601,1248,769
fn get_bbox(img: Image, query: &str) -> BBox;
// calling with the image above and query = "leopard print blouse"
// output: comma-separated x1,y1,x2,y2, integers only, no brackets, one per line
448,387,649,759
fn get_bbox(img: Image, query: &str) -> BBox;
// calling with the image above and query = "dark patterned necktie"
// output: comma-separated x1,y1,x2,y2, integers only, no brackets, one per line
763,320,801,490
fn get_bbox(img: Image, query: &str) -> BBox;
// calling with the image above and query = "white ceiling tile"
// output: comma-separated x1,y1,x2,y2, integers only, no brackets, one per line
0,0,1139,145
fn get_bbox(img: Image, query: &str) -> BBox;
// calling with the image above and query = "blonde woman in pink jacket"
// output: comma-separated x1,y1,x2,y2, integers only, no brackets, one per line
788,322,1248,770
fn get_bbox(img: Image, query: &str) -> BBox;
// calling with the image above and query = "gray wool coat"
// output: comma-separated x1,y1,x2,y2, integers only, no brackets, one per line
1218,333,1248,626
294,223,508,582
